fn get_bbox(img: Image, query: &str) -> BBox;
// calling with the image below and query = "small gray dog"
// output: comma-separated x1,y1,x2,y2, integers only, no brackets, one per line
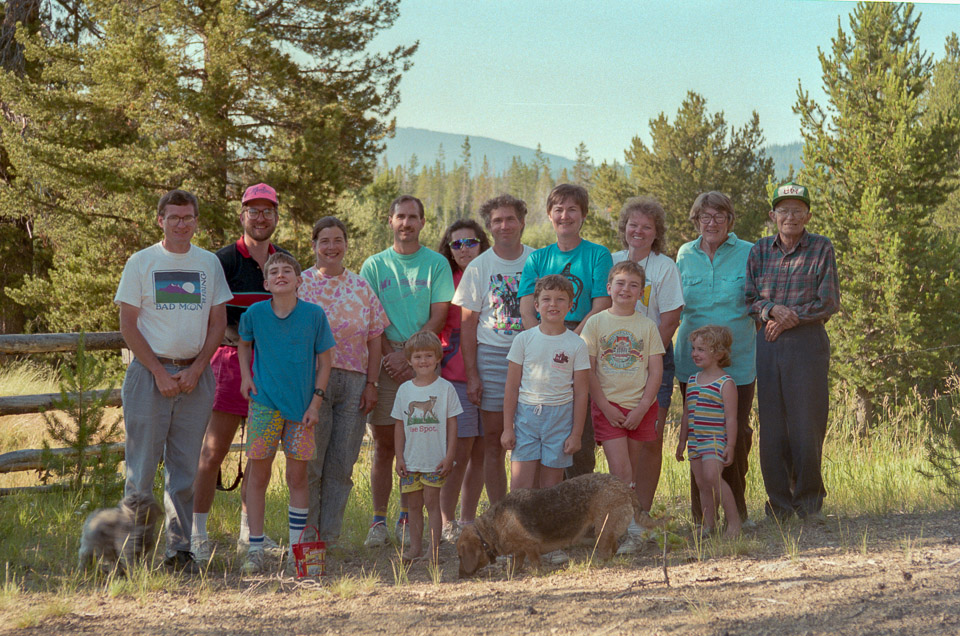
77,492,164,574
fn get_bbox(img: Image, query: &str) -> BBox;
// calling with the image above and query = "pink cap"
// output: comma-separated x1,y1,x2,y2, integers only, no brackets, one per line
241,183,278,205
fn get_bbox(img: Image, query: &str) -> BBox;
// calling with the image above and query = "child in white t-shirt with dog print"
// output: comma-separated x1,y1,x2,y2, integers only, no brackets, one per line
393,331,461,563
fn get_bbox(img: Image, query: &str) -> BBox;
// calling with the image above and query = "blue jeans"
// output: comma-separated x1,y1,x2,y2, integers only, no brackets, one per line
122,359,215,554
306,368,368,543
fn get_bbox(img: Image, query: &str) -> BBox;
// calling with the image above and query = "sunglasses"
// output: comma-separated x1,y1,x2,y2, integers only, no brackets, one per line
449,237,480,250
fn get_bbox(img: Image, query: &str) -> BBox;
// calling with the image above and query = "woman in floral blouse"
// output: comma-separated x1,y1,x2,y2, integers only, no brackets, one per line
299,216,390,545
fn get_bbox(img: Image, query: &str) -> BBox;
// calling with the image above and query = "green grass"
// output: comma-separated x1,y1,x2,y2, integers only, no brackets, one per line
0,373,958,596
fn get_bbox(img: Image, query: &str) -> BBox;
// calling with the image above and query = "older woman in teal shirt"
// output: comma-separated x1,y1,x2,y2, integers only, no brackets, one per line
675,191,756,525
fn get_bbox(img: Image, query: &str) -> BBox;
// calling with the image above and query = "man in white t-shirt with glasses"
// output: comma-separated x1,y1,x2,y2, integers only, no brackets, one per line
452,194,534,505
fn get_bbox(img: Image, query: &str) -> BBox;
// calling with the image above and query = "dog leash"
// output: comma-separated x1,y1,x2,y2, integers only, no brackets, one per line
216,417,245,492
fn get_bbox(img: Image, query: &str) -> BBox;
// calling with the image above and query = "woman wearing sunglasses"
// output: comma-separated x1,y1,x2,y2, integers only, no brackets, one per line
436,219,490,543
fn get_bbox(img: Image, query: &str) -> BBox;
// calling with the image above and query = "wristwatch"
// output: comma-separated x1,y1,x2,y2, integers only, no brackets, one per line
366,380,379,388
313,387,326,399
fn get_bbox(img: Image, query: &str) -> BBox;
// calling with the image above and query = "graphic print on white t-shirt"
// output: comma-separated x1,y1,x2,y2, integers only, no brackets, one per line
489,272,522,334
403,395,440,427
154,270,206,310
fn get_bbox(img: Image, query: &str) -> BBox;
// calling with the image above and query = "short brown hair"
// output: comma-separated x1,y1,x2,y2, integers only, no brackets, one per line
403,330,443,361
478,194,528,228
264,251,302,277
546,183,589,218
389,194,425,219
533,274,574,304
157,189,199,217
689,325,733,368
607,260,646,289
311,216,348,243
689,191,736,232
618,197,667,253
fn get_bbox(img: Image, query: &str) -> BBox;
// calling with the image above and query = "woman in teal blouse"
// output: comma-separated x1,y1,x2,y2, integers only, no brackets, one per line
675,191,756,526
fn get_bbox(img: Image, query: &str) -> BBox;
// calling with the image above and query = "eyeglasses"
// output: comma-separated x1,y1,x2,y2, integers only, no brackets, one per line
243,207,277,220
449,238,480,250
773,207,808,218
697,213,728,225
165,214,196,226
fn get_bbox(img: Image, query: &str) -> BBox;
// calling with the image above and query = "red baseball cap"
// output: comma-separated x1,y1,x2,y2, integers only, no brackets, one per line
241,183,278,205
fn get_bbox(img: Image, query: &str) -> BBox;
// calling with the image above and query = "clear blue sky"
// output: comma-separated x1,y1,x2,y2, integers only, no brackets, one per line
373,0,960,163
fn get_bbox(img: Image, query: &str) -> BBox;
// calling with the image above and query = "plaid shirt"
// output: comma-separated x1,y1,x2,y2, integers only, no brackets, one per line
745,230,840,324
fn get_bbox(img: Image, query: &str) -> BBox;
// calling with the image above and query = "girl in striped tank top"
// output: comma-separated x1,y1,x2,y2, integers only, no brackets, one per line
675,325,740,537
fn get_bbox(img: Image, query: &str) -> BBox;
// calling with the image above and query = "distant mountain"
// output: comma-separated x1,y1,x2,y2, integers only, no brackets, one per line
767,142,804,179
159,284,189,295
382,127,804,180
382,127,576,177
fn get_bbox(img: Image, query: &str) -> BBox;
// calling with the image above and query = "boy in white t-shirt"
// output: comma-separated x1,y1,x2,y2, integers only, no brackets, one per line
393,331,461,563
502,275,590,490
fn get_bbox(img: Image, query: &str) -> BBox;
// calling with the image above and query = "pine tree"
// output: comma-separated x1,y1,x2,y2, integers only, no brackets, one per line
0,0,416,333
573,142,593,188
924,33,960,232
625,92,774,251
40,333,123,501
795,3,960,425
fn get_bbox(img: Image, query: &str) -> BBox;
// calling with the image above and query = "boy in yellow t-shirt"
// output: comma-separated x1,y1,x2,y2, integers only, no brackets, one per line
580,261,664,517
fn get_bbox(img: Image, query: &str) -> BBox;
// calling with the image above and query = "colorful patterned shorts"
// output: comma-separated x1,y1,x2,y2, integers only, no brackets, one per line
399,470,446,493
246,400,315,461
687,434,726,462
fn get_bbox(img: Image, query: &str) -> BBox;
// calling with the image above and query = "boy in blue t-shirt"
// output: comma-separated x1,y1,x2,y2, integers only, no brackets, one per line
238,252,335,574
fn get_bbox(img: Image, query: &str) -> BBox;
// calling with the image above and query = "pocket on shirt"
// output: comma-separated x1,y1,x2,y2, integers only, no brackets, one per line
718,274,746,305
680,275,704,294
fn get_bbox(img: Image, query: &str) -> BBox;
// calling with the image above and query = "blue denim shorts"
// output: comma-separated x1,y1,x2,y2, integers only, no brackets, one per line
511,401,574,469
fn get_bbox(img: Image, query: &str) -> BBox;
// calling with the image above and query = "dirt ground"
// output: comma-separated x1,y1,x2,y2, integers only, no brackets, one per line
3,509,958,635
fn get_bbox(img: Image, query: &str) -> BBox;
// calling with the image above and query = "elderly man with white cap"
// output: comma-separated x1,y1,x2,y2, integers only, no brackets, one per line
746,181,840,523
191,183,291,562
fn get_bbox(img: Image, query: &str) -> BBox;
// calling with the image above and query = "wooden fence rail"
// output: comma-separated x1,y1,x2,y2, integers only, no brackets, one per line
0,389,122,417
0,442,245,476
0,331,125,354
0,332,244,490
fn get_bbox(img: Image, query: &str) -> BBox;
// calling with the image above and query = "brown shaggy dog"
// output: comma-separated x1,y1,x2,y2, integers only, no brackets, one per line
457,473,661,577
77,493,164,574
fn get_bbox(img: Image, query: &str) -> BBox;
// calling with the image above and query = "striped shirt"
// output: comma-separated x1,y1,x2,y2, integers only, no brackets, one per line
745,230,840,324
685,373,732,440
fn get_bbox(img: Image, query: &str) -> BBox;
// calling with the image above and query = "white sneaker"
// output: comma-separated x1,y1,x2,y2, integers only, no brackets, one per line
616,534,644,555
241,548,266,576
542,550,570,566
441,521,461,544
191,536,212,564
237,534,282,555
363,522,389,548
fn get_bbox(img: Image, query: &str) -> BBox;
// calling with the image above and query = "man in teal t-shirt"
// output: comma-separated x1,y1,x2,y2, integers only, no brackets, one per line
359,195,454,548
517,183,612,478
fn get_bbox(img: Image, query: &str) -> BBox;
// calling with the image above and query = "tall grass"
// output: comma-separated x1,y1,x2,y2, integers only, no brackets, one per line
0,374,957,593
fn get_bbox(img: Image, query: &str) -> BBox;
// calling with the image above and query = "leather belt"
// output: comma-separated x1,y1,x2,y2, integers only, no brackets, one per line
155,356,197,367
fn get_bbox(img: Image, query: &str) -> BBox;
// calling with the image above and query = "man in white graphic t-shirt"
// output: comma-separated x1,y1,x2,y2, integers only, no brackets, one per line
114,189,231,573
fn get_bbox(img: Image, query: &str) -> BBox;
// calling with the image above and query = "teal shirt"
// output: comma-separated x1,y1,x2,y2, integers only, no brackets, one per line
517,239,613,324
675,233,756,385
360,246,454,343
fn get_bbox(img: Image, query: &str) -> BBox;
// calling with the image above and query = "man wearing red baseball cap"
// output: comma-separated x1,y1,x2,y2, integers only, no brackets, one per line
191,183,291,562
